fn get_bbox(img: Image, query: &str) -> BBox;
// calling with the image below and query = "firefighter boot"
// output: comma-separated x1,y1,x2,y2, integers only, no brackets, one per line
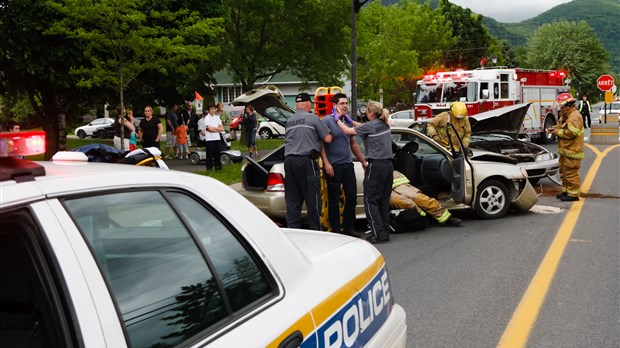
560,195,579,202
556,192,567,199
444,217,462,227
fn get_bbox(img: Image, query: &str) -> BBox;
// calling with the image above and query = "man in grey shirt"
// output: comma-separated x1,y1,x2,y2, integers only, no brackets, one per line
284,92,333,230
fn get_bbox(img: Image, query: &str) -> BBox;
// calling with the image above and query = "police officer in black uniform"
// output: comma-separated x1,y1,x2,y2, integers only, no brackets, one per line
284,93,333,230
337,100,393,243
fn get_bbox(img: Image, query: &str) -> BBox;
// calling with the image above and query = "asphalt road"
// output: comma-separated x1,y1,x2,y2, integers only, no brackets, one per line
168,138,620,347
374,142,620,347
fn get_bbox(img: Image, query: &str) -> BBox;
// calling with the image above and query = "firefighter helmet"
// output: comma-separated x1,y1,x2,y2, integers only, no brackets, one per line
450,102,467,119
556,93,576,108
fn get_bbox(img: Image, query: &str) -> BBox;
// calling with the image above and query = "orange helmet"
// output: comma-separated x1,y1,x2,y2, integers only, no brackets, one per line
556,93,576,108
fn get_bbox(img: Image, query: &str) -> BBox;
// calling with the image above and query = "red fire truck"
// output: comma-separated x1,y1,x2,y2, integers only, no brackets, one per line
414,67,568,143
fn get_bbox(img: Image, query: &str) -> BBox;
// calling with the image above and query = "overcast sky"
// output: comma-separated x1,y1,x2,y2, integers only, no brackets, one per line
449,0,573,23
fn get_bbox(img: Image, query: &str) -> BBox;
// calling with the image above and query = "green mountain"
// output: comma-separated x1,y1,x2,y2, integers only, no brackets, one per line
483,0,620,73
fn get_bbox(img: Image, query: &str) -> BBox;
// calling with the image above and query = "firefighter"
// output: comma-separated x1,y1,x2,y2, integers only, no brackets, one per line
390,170,462,226
426,101,471,150
548,92,584,201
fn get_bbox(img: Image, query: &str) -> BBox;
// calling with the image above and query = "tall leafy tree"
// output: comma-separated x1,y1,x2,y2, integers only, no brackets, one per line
48,0,223,123
220,0,350,91
437,0,497,70
0,0,88,158
356,0,452,106
524,20,610,96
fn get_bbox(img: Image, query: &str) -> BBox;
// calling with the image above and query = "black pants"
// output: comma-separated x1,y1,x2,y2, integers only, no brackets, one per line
326,162,357,233
364,159,393,240
582,113,591,128
284,155,321,230
205,140,221,170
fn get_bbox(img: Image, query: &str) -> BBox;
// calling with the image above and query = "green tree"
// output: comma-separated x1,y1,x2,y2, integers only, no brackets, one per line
48,0,223,130
220,0,350,91
437,0,497,70
0,0,86,158
356,0,452,106
524,20,610,97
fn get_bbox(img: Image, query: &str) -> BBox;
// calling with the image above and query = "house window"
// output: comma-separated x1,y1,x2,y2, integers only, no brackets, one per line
221,87,244,104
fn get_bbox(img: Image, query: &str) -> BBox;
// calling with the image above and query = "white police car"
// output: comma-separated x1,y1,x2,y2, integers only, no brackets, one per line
0,131,406,347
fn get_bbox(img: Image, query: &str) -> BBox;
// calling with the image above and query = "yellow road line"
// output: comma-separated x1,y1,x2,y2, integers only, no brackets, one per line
497,144,620,348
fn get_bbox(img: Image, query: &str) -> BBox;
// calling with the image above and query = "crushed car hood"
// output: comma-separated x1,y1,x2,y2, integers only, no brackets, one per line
469,103,531,139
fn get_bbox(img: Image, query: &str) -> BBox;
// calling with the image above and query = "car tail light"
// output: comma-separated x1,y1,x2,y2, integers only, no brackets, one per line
0,131,46,157
266,173,285,192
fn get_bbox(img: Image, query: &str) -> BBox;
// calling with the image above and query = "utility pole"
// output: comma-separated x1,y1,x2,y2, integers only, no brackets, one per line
352,0,371,121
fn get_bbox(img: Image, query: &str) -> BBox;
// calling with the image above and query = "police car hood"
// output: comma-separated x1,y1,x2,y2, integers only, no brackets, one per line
469,103,531,139
232,85,293,128
281,228,378,260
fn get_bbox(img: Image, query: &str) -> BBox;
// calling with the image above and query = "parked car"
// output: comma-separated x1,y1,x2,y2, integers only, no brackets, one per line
409,103,559,184
74,117,115,139
388,110,415,128
233,86,538,220
595,101,620,123
258,120,285,139
0,130,407,348
227,106,245,130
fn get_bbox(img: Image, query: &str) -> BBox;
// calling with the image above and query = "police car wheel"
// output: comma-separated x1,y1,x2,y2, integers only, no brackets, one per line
189,152,200,165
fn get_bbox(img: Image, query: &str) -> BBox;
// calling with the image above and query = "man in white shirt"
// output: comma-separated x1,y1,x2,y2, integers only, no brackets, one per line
198,104,224,170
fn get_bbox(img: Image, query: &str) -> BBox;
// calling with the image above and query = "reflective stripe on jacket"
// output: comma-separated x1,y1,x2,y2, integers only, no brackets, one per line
557,107,584,160
426,111,471,149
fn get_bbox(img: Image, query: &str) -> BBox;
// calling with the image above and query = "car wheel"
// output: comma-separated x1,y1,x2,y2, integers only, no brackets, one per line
259,128,272,139
189,152,200,165
474,179,510,219
96,129,106,139
77,129,87,139
541,116,557,144
220,153,231,166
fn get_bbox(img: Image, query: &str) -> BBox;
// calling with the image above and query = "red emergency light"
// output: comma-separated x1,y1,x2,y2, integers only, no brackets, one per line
0,131,46,157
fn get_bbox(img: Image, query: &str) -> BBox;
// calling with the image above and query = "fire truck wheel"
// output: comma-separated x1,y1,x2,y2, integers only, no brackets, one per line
474,179,510,219
541,116,557,144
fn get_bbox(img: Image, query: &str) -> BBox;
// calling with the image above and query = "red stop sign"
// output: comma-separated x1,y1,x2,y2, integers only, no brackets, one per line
597,75,615,91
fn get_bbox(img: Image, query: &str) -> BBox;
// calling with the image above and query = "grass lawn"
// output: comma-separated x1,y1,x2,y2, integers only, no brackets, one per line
26,135,284,186
194,137,283,185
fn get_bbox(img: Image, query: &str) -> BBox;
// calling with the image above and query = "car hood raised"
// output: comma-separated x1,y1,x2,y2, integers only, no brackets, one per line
469,103,531,139
232,85,293,127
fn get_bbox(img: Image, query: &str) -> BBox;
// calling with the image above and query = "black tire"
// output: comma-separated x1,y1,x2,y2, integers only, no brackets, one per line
474,179,510,219
96,129,106,139
259,128,272,139
189,152,201,165
77,129,87,139
220,153,231,166
540,115,557,144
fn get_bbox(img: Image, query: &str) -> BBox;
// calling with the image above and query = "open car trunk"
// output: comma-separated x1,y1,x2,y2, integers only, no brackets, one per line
242,146,286,191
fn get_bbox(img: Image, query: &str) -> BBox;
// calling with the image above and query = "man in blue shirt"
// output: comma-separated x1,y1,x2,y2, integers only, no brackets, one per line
320,93,366,236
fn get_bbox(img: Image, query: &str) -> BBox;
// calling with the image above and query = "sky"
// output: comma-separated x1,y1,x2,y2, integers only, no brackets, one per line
449,0,573,23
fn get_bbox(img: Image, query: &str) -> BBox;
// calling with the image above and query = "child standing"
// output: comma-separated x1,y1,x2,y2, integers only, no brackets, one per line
175,121,189,159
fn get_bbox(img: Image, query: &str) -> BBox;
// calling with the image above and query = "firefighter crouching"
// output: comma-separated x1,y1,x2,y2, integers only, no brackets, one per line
426,101,471,150
548,93,584,201
390,170,462,226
